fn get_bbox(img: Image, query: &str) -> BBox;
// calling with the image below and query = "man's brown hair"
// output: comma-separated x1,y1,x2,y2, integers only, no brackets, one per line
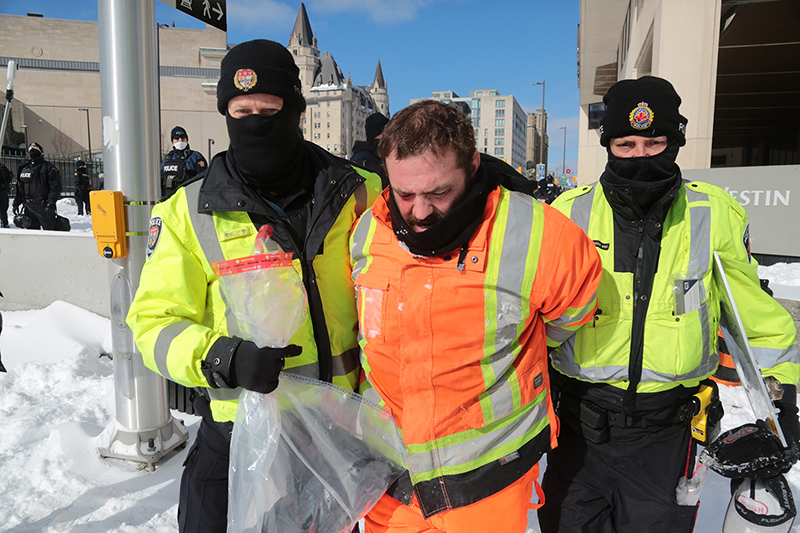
378,100,476,174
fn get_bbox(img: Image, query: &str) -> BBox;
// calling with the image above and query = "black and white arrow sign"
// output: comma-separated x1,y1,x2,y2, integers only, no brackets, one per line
159,0,227,32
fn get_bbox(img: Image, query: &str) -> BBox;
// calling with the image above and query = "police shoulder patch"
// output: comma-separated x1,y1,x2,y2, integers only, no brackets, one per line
199,160,205,167
147,216,163,259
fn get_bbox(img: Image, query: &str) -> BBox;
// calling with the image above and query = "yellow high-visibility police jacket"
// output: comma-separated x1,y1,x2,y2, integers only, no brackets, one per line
551,180,799,402
127,145,382,423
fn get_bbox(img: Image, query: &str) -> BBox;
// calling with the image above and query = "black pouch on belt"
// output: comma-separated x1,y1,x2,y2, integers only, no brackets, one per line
559,394,610,444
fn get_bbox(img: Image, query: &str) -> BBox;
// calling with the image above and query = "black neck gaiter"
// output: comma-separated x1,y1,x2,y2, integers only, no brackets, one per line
387,163,499,257
226,107,306,199
602,141,682,217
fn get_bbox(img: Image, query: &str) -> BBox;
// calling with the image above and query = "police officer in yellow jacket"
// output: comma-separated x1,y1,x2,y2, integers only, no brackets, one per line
126,39,381,533
538,76,800,533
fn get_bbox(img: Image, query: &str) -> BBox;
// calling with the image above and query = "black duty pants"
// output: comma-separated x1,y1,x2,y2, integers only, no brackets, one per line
25,202,56,230
76,190,91,215
0,189,8,227
538,420,698,533
178,395,233,533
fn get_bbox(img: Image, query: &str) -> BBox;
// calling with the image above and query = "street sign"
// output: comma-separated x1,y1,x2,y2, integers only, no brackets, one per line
566,168,571,174
160,0,226,32
537,163,546,180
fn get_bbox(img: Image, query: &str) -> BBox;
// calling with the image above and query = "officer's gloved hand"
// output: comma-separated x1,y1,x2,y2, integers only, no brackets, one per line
45,204,56,218
231,340,302,394
775,384,800,448
12,204,21,216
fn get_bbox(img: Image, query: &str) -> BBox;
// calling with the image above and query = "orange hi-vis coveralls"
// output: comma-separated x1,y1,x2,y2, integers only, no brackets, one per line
350,183,603,532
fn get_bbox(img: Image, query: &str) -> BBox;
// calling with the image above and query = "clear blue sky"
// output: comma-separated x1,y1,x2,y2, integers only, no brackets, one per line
2,0,582,175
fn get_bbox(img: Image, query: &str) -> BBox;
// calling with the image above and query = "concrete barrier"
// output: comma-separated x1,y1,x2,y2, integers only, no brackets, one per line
0,229,111,317
0,228,797,341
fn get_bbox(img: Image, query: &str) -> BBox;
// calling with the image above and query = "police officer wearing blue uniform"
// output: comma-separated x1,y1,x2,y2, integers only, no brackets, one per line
160,126,208,197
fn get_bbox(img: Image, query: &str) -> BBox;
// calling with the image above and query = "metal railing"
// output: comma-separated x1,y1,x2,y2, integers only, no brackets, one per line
0,153,104,197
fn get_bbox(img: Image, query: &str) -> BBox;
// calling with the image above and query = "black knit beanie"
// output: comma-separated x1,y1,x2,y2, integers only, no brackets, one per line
170,126,187,140
599,76,688,147
217,39,306,115
365,113,390,143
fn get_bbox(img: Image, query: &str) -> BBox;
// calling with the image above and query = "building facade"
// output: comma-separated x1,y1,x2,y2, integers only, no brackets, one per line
526,109,548,173
578,0,800,258
412,89,528,171
288,3,389,158
0,3,389,164
0,13,227,162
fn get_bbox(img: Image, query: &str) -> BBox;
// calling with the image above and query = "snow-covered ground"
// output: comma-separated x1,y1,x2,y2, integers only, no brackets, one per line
1,203,800,531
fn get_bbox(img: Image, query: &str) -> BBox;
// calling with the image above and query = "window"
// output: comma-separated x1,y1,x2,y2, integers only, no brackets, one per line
494,147,504,156
327,144,331,150
327,101,330,107
484,129,488,137
588,103,606,130
495,128,504,136
495,109,505,117
327,111,331,117
476,91,483,97
484,138,488,146
334,144,338,151
472,99,480,109
495,138,504,146
495,100,505,108
327,122,330,128
327,133,330,138
432,93,440,98
490,91,497,96
495,119,505,127
475,128,479,137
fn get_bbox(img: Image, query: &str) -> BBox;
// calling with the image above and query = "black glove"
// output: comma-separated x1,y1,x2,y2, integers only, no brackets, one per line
46,204,56,218
12,203,21,215
775,384,800,447
230,339,302,394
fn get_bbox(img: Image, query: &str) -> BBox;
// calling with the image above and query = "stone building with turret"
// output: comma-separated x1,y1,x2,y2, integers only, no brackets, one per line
288,3,389,159
0,3,389,164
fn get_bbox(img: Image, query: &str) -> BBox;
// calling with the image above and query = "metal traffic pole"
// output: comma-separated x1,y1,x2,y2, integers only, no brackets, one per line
96,0,187,467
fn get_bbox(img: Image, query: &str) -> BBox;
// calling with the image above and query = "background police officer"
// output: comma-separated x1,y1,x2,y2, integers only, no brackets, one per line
160,126,207,197
350,112,389,187
73,160,91,216
13,142,63,230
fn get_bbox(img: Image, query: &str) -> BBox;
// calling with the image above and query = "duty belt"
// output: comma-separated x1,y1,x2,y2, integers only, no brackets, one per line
557,392,692,444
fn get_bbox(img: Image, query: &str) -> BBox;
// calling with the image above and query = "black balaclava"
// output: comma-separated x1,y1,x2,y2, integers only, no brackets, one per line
28,142,44,163
387,161,499,257
602,140,682,217
226,105,306,200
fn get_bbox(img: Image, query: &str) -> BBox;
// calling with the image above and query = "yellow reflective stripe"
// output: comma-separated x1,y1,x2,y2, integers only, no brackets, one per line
545,292,599,327
350,209,377,279
479,191,543,424
153,321,192,380
405,390,549,483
